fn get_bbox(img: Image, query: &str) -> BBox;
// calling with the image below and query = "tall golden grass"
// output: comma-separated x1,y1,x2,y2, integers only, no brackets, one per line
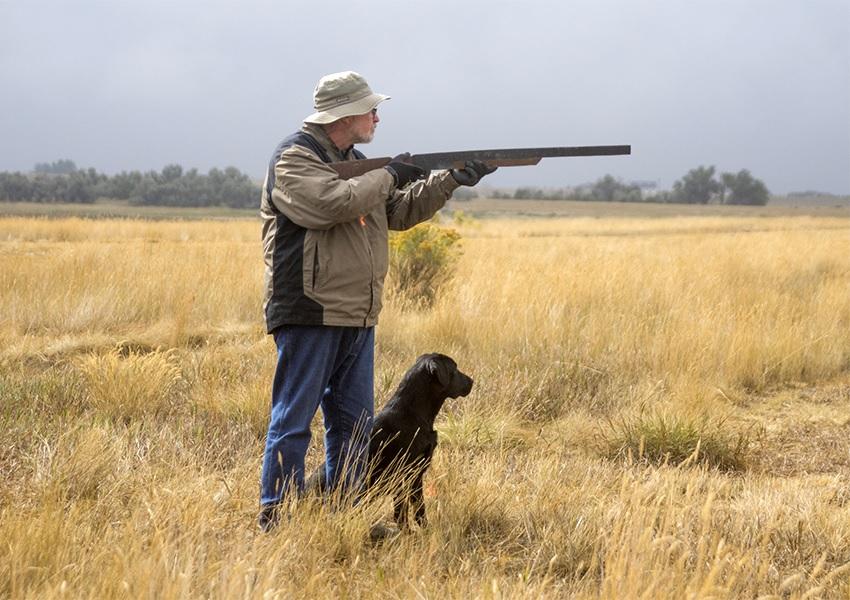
1,212,849,598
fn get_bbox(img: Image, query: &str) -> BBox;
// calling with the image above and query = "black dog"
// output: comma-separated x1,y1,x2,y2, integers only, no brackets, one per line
309,353,473,529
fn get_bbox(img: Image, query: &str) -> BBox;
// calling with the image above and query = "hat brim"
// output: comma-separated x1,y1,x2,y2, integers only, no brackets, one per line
303,93,390,124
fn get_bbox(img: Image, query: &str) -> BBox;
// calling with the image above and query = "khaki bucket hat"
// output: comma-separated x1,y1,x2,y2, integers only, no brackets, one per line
303,71,390,124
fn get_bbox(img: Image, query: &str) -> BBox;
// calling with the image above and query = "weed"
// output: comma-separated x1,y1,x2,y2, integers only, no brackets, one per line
387,222,461,309
598,411,749,471
75,348,184,422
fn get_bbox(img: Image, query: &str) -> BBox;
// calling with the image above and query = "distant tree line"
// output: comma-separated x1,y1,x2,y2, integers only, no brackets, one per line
498,175,645,203
0,161,260,207
469,165,770,205
2,160,770,207
786,190,841,198
34,159,79,175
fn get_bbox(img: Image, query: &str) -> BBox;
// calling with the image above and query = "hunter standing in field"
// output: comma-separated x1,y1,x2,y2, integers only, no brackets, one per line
258,71,495,530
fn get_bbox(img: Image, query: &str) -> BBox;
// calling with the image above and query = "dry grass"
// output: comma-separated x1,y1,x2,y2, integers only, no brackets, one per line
2,210,850,598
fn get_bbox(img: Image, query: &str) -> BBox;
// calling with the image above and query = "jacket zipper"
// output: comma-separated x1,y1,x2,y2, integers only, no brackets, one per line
362,217,374,326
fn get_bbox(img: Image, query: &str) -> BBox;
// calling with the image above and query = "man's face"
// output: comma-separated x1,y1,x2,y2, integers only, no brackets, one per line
348,108,379,144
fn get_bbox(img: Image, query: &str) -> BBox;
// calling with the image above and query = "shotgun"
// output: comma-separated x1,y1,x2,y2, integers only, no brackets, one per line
328,145,631,180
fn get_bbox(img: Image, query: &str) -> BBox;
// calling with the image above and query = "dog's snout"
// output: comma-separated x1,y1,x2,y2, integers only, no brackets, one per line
452,370,474,398
461,376,473,396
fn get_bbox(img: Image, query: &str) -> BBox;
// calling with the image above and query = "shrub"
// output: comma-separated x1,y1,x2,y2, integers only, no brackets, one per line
387,222,462,309
598,412,749,471
46,426,122,500
451,209,470,226
75,349,184,423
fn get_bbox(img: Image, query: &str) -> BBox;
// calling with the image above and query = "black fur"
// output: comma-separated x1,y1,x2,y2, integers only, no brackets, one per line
309,353,473,529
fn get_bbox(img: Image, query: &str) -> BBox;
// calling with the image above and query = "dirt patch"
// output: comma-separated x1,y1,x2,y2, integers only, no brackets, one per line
750,420,850,477
732,376,850,476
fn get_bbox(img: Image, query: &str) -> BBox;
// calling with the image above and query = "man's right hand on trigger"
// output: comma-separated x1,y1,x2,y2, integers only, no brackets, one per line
384,153,427,188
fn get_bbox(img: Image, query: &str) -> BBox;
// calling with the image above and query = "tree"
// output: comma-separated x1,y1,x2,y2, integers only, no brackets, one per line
588,174,642,202
102,171,143,199
513,186,545,200
720,169,769,205
34,159,77,174
65,171,95,203
160,164,183,183
0,172,32,201
672,165,722,204
590,175,620,201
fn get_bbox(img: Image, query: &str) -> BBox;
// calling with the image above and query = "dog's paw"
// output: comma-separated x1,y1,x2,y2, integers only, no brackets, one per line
368,522,401,543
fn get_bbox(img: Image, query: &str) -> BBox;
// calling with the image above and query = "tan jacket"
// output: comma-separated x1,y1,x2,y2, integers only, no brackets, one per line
261,123,459,331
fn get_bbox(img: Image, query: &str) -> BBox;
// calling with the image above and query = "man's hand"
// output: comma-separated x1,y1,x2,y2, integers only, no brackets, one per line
450,160,498,186
384,153,428,188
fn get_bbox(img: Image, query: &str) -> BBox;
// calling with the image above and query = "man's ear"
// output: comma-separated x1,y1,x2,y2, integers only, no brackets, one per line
426,357,451,387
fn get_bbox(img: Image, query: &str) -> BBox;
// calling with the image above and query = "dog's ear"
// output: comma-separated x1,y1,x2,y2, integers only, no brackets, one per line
426,356,452,388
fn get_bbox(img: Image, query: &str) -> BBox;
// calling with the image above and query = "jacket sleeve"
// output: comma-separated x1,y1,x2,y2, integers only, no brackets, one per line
270,145,396,230
385,170,460,231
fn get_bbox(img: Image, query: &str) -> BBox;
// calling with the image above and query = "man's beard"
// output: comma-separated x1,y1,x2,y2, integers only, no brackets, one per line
353,126,375,144
354,129,375,144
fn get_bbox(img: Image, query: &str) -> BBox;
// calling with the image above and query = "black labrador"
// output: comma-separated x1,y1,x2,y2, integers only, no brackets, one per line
308,353,473,529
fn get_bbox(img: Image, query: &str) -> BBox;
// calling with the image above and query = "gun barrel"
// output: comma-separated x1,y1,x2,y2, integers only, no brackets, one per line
328,145,630,180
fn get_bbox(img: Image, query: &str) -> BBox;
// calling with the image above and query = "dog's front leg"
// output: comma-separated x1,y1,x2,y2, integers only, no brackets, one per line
411,472,427,527
393,491,411,530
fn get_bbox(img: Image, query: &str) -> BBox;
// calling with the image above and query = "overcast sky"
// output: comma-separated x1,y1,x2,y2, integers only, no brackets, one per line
1,0,848,193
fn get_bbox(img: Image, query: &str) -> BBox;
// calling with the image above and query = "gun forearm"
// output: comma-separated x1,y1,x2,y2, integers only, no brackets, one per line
328,145,631,180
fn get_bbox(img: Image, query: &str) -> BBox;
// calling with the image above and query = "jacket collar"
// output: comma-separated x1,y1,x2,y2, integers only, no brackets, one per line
301,122,357,161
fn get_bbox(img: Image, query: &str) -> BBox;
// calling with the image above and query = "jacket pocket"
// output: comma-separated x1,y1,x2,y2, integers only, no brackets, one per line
302,233,318,294
312,241,320,290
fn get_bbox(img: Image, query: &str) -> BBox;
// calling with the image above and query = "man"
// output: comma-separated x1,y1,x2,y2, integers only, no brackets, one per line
259,71,494,530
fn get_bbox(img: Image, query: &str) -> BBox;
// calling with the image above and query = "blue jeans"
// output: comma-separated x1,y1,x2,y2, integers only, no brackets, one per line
260,325,374,507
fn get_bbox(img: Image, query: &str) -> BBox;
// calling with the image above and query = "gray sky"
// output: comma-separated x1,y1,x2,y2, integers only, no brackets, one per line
1,0,848,194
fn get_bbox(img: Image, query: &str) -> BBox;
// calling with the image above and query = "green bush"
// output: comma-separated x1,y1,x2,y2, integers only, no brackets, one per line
598,412,749,471
388,222,462,309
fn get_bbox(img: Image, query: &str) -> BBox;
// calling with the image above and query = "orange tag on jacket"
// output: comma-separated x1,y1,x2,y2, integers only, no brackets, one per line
359,215,366,227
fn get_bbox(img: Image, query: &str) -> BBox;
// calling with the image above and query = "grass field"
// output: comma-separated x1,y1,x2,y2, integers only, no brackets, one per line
1,193,848,220
2,201,849,598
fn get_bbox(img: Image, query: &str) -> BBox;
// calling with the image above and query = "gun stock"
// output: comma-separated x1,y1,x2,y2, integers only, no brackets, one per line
330,158,393,180
328,145,630,180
